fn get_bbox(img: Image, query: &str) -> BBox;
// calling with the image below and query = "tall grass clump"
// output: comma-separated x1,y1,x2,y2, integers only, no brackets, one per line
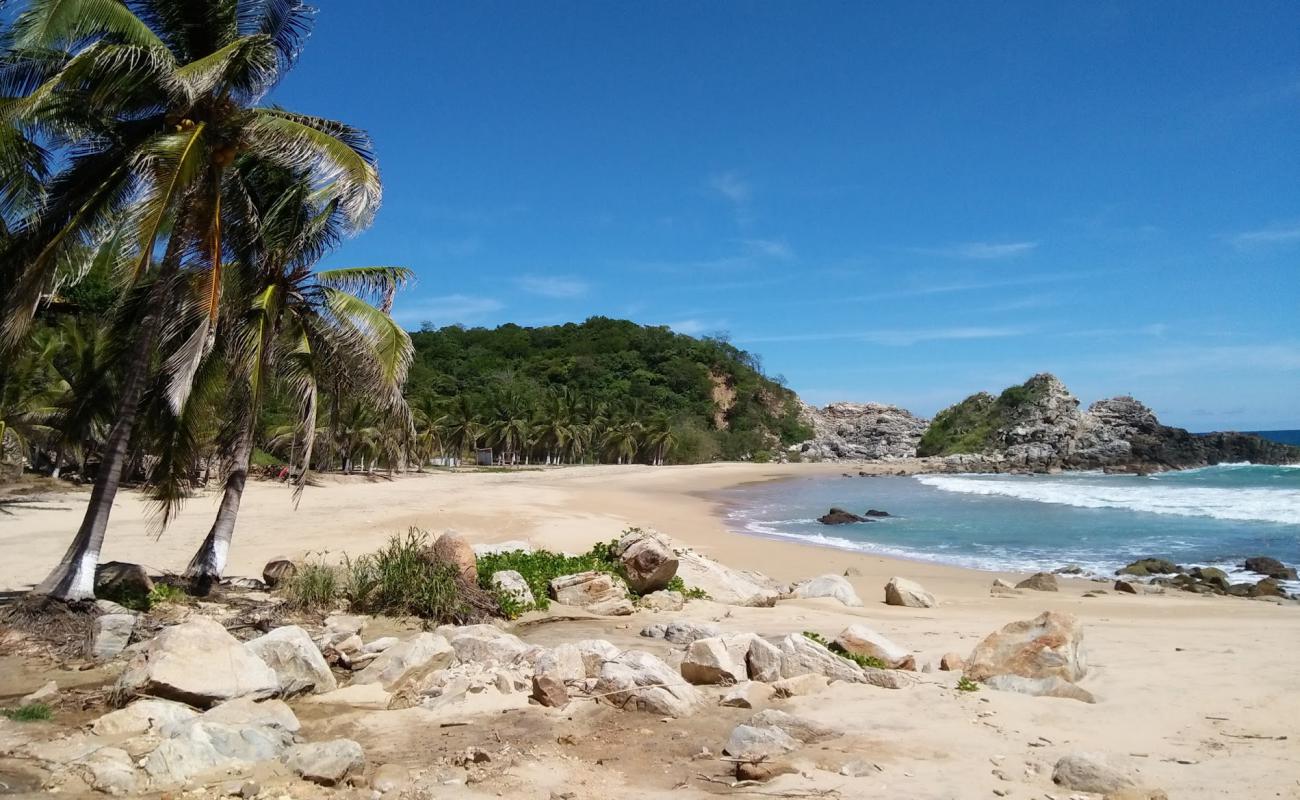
344,530,499,622
282,557,341,610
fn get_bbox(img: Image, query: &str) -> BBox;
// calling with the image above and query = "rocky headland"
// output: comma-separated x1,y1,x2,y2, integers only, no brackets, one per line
797,373,1300,472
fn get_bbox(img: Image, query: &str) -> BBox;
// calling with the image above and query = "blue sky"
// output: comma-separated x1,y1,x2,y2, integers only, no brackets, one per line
274,1,1299,430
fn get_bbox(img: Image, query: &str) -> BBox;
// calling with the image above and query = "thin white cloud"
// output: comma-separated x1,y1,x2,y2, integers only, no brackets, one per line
392,294,503,326
912,241,1040,259
848,270,1108,302
708,171,751,205
1229,224,1300,248
738,326,1030,346
515,275,589,299
664,319,728,337
740,238,794,259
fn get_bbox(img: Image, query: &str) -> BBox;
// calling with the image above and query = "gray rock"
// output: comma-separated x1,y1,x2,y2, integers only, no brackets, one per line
144,721,293,783
115,618,278,708
640,619,721,645
446,625,534,665
746,635,784,683
834,624,915,669
749,709,838,742
371,763,410,793
594,650,702,717
548,571,635,616
245,625,337,696
722,724,798,760
680,637,748,685
1052,752,1136,794
983,674,1096,703
796,402,929,461
92,698,199,737
351,633,454,690
79,746,138,795
1016,572,1060,592
612,528,679,593
261,558,296,588
790,574,863,606
90,614,137,661
197,696,300,734
574,639,621,677
638,589,685,612
283,739,365,786
673,547,786,607
776,633,864,682
490,570,535,607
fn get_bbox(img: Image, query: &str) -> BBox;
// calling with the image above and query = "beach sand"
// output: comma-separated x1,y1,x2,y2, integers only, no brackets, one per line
2,463,1298,798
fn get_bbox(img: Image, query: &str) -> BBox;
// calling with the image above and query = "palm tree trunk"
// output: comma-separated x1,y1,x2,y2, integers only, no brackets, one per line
33,266,175,601
184,408,255,593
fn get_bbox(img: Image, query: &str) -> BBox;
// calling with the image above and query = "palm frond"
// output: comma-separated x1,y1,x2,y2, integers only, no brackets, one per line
7,0,167,51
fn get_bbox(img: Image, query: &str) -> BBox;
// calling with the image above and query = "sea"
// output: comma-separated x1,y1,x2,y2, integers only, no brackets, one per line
718,459,1300,593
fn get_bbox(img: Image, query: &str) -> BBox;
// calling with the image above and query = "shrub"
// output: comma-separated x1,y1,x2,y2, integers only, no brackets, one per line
801,630,888,670
2,703,52,722
281,558,341,610
344,530,498,622
665,575,709,599
96,579,187,612
956,676,980,693
148,583,185,606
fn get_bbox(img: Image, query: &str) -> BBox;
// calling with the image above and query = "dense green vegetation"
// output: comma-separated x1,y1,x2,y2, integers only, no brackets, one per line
916,376,1054,456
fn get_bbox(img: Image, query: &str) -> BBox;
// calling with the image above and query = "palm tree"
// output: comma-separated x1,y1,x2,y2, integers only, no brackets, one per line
181,163,411,588
643,415,676,466
488,391,530,465
44,317,117,478
410,395,447,468
602,421,642,465
1,0,381,601
443,395,483,465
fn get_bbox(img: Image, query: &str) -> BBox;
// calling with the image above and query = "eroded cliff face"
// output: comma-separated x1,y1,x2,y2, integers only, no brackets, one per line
797,402,929,460
798,373,1300,471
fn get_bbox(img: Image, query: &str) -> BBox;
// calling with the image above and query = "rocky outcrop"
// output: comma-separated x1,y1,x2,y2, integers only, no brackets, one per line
797,402,929,461
817,507,869,525
245,625,337,697
674,547,787,607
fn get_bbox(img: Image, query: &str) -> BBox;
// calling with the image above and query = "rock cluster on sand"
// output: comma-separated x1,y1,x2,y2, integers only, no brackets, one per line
796,401,930,460
116,618,280,707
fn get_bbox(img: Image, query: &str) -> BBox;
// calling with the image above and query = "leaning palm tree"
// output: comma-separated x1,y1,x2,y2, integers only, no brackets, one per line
1,0,381,601
181,163,411,588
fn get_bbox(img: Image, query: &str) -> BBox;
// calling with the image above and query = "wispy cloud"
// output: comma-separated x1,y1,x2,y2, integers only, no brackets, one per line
515,275,589,299
392,294,503,326
664,318,728,337
708,171,752,205
740,238,794,259
912,240,1040,260
1059,323,1169,339
1228,224,1300,249
981,294,1059,313
847,270,1107,302
738,326,1030,346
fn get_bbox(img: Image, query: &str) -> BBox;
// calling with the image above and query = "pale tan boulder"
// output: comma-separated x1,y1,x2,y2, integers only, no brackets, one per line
548,571,634,616
834,624,915,669
430,531,477,583
613,528,679,593
884,576,935,608
115,618,278,708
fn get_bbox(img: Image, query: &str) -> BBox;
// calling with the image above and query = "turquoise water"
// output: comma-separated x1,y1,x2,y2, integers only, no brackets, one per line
718,464,1300,590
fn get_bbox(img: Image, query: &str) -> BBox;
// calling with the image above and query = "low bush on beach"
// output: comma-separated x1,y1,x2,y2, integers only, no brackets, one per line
802,630,889,670
282,557,342,610
96,579,188,612
2,703,52,722
956,676,981,693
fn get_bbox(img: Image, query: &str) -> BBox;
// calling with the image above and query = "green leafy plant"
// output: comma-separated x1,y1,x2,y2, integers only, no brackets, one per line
956,676,981,693
801,631,888,670
344,531,495,622
2,703,52,722
147,583,186,606
665,575,710,599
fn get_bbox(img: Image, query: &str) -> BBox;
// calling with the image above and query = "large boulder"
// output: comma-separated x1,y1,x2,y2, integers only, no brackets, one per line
245,625,337,696
143,720,293,784
261,558,296,589
532,644,585,708
594,650,702,717
680,636,748,685
78,747,138,795
673,547,787,607
445,625,535,666
965,611,1091,701
283,739,365,786
1117,558,1181,577
199,696,300,733
116,618,278,708
884,576,935,608
1243,556,1298,580
1052,752,1136,794
351,633,454,690
1016,572,1059,592
430,531,477,583
638,589,685,612
749,709,839,743
490,570,535,608
574,639,621,677
612,528,679,593
94,561,153,599
789,575,863,606
548,571,634,616
92,698,198,737
833,624,915,669
723,724,798,760
776,633,864,683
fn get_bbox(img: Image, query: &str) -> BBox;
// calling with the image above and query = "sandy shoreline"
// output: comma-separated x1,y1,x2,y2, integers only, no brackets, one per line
2,462,1299,797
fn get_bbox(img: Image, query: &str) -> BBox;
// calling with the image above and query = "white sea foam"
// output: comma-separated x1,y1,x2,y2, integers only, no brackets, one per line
914,474,1300,525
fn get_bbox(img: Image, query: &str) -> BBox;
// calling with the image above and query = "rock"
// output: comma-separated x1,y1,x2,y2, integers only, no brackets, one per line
736,760,797,781
1016,572,1059,592
612,528,679,593
776,633,864,682
674,547,787,607
20,681,58,706
531,672,569,708
306,683,392,710
1103,790,1169,800
834,624,915,669
1052,752,1136,794
719,682,770,708
790,575,863,606
200,696,300,734
323,614,369,637
548,571,635,616
681,637,748,685
574,639,621,676
446,625,534,665
983,673,1096,703
245,625,337,696
90,613,137,661
363,637,399,654
352,633,455,690
116,618,278,708
746,635,784,683
749,708,838,742
1055,564,1084,574
723,724,798,760
966,611,1087,683
839,759,877,777
490,570,535,608
430,531,477,583
531,643,585,708
797,402,930,461
1114,579,1139,594
1243,556,1298,580
843,566,863,577
372,763,410,794
93,698,199,736
860,668,914,689
864,509,891,517
283,739,365,786
1252,578,1286,597
79,746,138,795
771,673,830,697
939,652,964,671
144,720,293,783
884,576,935,608
637,589,685,612
817,507,868,525
261,558,296,588
1190,566,1228,582
94,561,153,598
640,620,721,645
1118,558,1181,577
594,650,702,716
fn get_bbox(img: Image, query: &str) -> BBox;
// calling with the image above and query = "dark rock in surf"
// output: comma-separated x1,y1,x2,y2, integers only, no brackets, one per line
1242,557,1298,581
818,508,869,525
1117,558,1182,577
863,509,891,517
